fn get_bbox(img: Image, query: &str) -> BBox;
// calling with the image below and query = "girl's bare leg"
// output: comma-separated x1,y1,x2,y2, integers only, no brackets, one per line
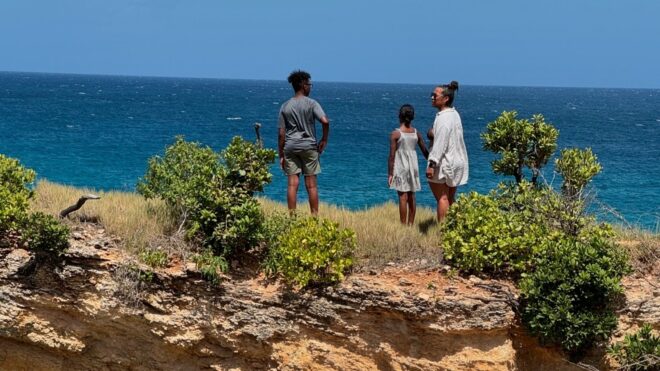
407,192,416,225
397,191,408,224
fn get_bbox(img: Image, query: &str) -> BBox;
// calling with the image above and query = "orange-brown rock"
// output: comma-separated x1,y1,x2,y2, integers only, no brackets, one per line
1,223,656,370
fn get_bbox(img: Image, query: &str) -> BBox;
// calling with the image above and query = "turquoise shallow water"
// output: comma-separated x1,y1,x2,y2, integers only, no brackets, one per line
1,72,658,229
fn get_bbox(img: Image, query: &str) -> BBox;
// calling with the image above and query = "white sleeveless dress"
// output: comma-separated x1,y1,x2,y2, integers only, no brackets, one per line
390,129,421,192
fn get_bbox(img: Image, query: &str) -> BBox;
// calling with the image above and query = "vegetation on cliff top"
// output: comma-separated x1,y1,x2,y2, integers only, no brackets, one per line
3,110,657,361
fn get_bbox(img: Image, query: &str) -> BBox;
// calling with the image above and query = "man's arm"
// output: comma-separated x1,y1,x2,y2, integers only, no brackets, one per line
318,116,329,154
278,127,286,169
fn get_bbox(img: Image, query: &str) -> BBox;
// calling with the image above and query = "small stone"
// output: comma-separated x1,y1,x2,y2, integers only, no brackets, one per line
469,275,482,284
185,262,197,272
399,278,413,287
417,293,431,300
386,262,396,267
72,232,83,240
420,259,428,266
369,269,378,276
440,265,451,273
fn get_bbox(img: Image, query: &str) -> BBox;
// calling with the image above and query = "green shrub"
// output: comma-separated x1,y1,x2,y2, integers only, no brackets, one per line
494,180,595,238
609,324,660,371
444,112,631,356
442,191,549,275
209,196,265,255
20,212,70,256
520,236,630,353
1,154,69,256
482,111,558,184
222,136,276,195
555,147,602,199
139,249,169,268
192,249,228,284
137,136,275,257
265,217,355,287
0,154,35,234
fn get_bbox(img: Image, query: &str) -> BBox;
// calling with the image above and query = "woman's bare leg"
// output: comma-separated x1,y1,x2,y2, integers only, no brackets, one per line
429,182,455,221
448,186,457,206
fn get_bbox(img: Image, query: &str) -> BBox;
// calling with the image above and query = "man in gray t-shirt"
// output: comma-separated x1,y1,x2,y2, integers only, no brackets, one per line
278,70,330,215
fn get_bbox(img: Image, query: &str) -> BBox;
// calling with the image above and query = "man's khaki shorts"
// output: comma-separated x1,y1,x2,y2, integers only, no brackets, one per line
283,149,321,176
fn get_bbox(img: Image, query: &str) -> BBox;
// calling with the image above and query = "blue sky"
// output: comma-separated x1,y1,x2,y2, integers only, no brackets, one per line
1,0,658,88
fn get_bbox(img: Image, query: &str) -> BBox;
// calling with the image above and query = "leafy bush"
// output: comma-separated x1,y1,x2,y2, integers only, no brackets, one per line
609,324,660,371
192,249,228,284
555,147,602,199
0,154,35,234
441,191,548,274
137,136,275,257
494,180,595,238
520,236,630,353
139,249,169,268
20,212,70,256
444,116,632,355
482,111,558,184
222,136,277,195
265,217,355,287
1,154,69,256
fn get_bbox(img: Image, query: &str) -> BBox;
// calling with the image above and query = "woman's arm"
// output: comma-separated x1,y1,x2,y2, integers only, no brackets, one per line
428,119,450,167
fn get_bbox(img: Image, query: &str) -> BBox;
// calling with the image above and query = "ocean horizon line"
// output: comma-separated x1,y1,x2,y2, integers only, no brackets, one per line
2,69,659,91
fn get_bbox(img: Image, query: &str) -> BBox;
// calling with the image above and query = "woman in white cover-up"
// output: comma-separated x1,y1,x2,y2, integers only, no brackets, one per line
388,104,429,225
425,81,469,221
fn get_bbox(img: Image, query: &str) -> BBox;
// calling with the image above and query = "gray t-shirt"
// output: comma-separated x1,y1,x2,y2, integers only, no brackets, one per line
278,96,326,153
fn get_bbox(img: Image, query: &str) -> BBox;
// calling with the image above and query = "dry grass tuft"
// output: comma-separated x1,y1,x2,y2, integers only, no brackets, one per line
258,198,443,270
113,261,152,307
614,225,660,274
31,180,184,256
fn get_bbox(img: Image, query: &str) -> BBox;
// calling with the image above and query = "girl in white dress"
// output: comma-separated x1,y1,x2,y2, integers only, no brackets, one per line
425,81,469,221
388,104,429,225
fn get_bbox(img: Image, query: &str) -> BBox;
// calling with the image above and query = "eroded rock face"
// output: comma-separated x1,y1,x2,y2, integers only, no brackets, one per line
0,224,655,370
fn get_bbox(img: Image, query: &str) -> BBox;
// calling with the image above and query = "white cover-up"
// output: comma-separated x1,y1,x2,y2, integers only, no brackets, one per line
427,108,469,187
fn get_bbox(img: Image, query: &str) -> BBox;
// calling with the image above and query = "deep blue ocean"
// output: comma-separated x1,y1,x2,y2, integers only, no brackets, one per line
1,72,658,229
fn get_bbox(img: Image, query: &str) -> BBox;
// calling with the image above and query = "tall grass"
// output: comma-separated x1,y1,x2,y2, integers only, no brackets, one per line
32,181,443,269
613,224,660,274
258,198,443,269
31,180,179,254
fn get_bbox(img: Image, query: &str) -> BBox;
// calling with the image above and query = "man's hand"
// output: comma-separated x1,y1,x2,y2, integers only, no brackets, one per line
318,139,328,154
388,175,393,187
279,156,285,170
426,166,434,179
